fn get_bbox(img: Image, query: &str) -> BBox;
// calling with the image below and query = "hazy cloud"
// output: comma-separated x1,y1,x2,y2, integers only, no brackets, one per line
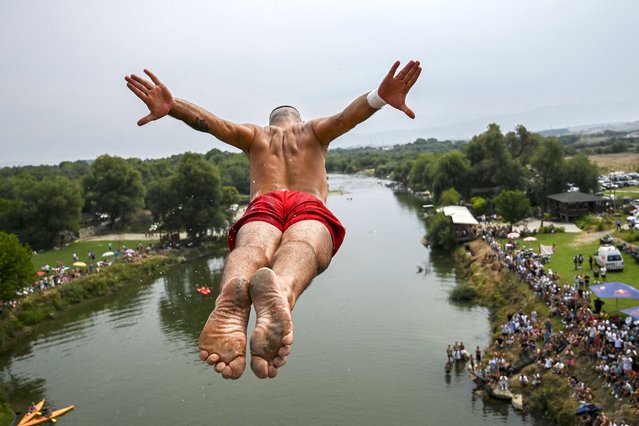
1,0,638,165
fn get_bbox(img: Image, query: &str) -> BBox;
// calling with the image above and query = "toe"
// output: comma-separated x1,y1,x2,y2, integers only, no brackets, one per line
268,365,278,378
278,346,290,357
214,362,227,373
222,365,236,379
206,353,220,365
282,333,294,346
251,356,269,379
273,356,286,368
199,350,209,361
227,356,246,379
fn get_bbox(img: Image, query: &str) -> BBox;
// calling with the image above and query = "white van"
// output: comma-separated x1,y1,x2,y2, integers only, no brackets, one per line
595,246,624,271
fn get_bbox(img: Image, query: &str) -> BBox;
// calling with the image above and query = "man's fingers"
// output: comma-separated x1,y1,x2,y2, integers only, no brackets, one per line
144,69,162,86
130,74,154,90
403,61,421,83
396,60,415,80
406,66,422,90
386,60,401,79
126,76,149,94
127,82,147,101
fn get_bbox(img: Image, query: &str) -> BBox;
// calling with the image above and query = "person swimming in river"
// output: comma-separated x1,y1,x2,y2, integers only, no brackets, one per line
125,60,422,379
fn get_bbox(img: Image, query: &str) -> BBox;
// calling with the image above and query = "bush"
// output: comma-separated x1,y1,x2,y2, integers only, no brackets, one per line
17,308,52,325
85,275,111,296
615,229,639,243
576,214,615,232
527,374,578,425
426,213,455,250
58,281,89,304
538,224,565,234
449,284,478,302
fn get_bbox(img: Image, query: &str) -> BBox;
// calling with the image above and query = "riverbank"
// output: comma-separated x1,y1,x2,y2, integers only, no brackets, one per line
455,236,636,425
1,239,228,425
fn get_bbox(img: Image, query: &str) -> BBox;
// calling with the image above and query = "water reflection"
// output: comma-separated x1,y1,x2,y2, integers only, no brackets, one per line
158,257,223,341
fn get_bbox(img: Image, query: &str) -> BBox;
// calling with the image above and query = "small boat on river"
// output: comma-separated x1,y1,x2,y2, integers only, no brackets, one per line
17,399,45,426
196,286,212,296
20,404,74,426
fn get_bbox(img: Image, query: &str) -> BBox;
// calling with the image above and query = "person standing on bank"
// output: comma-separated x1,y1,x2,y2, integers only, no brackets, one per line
125,61,422,379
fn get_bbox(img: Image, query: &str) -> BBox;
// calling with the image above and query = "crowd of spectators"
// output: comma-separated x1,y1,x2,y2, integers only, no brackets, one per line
470,226,638,425
3,243,155,308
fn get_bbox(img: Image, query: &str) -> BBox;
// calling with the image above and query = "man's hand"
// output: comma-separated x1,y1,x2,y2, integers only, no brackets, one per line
125,69,173,126
377,60,422,119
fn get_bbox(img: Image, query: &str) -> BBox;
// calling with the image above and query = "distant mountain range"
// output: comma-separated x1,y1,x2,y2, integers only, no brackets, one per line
337,99,639,148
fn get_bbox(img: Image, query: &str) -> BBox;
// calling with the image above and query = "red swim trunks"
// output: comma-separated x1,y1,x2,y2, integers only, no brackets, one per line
227,191,346,255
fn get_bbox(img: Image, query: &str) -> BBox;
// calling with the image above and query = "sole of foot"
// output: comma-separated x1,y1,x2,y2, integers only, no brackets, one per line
198,278,251,379
249,268,293,379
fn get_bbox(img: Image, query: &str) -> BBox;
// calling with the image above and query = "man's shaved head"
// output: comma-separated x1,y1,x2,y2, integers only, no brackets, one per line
269,105,301,125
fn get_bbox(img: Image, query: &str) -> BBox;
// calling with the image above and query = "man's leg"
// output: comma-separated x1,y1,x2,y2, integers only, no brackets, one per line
199,221,282,379
249,220,334,378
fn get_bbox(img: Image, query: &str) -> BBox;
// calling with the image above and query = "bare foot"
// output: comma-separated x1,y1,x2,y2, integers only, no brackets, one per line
198,278,251,379
249,268,293,379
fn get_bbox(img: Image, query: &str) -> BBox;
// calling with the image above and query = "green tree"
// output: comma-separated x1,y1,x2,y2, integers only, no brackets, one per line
390,159,415,184
495,190,531,231
464,124,527,191
146,177,181,235
0,175,82,249
565,153,599,194
206,149,251,195
221,186,242,206
85,155,146,229
425,212,455,250
531,138,566,226
171,153,224,241
504,125,541,165
439,188,461,206
0,231,34,301
408,153,435,191
470,196,488,215
430,151,471,201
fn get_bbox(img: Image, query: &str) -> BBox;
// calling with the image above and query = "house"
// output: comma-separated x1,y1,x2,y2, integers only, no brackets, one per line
440,205,480,242
546,192,606,222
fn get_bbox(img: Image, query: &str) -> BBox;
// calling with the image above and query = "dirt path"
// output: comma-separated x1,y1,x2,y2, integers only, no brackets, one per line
569,230,610,247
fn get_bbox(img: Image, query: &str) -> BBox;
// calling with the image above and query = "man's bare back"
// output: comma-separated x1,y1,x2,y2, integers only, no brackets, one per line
247,121,329,202
125,60,422,379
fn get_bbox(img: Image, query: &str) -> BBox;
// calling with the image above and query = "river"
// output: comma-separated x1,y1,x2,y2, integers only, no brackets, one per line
1,175,536,425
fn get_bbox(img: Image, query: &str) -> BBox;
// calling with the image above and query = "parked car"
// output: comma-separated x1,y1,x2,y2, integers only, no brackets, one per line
600,235,614,245
595,246,624,271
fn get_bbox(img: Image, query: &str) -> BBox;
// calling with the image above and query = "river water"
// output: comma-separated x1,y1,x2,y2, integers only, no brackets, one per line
1,175,535,425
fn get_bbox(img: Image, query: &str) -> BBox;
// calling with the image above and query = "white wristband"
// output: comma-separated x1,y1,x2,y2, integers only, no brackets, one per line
366,89,387,109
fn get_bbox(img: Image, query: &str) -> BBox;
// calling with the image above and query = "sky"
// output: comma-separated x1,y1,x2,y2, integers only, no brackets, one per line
1,0,638,166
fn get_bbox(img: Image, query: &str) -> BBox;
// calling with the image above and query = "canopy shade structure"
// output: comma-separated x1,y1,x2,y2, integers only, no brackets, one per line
590,281,639,311
621,306,639,320
590,282,639,299
440,206,479,225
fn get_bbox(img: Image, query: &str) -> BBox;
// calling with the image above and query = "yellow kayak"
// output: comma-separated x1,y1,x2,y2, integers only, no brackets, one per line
20,405,74,426
17,399,45,426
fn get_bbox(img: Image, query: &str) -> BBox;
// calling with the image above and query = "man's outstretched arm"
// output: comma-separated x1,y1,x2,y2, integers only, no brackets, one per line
310,60,422,145
125,69,255,152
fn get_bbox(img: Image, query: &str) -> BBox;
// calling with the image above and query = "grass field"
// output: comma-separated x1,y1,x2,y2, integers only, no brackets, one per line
588,153,639,173
32,239,158,270
511,231,639,313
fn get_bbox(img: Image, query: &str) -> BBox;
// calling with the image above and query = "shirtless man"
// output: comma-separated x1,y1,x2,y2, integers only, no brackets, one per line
125,60,422,379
